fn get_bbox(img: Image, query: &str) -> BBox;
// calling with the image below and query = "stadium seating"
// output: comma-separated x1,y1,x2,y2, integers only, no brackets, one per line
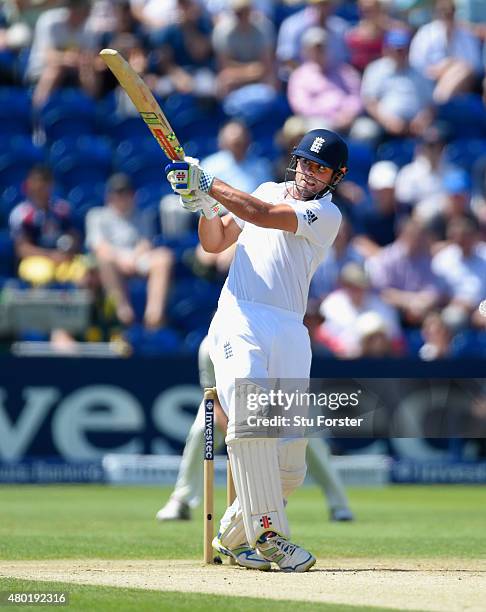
346,140,375,186
67,182,107,231
0,185,23,227
123,324,181,355
168,277,220,334
0,229,15,278
0,87,32,136
0,135,45,191
444,139,486,173
114,138,168,189
436,94,486,139
39,89,97,142
49,135,113,192
376,139,415,168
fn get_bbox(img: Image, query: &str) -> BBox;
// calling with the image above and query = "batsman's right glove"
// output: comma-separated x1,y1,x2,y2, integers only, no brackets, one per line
180,192,222,220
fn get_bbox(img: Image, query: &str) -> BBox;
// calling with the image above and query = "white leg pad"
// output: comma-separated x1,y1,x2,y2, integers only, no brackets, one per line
218,498,247,549
278,438,308,499
227,438,289,547
219,438,307,549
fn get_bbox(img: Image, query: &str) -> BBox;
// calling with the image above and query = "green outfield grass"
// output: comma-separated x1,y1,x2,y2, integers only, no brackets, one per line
0,485,485,560
0,485,485,611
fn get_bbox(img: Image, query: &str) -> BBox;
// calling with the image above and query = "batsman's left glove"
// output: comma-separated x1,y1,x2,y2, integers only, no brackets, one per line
165,157,215,196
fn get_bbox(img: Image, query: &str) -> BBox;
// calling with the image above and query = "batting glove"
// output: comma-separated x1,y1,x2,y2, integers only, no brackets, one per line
165,159,214,195
180,193,222,220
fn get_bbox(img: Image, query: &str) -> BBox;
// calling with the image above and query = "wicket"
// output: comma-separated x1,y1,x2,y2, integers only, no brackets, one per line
203,386,236,564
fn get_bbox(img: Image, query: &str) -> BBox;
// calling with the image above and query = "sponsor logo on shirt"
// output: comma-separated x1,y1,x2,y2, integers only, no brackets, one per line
223,341,233,359
304,209,318,225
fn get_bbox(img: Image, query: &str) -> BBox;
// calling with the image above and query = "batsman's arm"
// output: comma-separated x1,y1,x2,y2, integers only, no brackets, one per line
208,178,298,233
198,212,242,254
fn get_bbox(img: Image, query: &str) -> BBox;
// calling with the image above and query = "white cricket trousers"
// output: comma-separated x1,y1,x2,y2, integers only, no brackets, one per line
207,295,312,427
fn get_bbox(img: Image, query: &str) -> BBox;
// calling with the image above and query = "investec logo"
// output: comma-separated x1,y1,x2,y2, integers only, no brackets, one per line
204,400,214,460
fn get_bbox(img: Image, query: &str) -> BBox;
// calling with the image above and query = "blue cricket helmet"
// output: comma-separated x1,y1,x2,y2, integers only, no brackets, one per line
293,129,348,171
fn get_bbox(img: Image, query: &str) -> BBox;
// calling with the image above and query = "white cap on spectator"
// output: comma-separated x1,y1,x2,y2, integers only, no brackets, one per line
6,22,32,49
301,27,328,49
368,161,398,190
230,0,252,10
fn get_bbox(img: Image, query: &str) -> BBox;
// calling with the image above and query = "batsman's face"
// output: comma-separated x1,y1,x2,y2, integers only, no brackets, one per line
295,157,334,199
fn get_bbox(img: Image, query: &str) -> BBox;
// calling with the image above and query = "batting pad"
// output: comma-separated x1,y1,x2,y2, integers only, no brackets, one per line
219,438,306,549
227,438,290,547
218,498,246,550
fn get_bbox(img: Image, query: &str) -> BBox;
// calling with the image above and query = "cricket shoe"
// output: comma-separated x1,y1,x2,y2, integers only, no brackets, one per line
155,497,191,521
257,533,316,572
212,534,271,571
330,508,355,522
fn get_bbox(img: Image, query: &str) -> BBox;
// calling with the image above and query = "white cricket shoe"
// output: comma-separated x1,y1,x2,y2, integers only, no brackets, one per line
212,534,271,571
257,534,316,572
155,497,191,521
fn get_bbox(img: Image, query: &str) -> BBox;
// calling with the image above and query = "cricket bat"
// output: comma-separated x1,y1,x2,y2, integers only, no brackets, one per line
99,48,185,161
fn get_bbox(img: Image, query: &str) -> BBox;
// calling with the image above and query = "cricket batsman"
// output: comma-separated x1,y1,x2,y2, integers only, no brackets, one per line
165,128,348,572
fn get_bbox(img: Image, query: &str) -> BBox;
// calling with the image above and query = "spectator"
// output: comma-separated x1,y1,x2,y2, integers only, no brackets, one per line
129,0,178,31
9,164,85,286
367,218,442,326
353,161,400,256
416,168,472,239
361,28,434,139
185,120,273,278
161,119,274,277
0,1,33,85
356,311,395,357
8,164,89,347
395,123,452,213
471,157,486,227
432,216,486,326
274,115,309,183
154,0,215,97
26,0,98,107
212,0,275,98
201,120,273,192
0,19,31,85
94,1,146,46
409,0,483,103
310,216,364,300
287,27,362,134
2,0,59,30
316,262,402,357
8,163,88,350
86,174,174,329
87,0,120,36
93,3,150,97
276,0,349,77
345,0,399,73
418,310,455,360
101,32,163,108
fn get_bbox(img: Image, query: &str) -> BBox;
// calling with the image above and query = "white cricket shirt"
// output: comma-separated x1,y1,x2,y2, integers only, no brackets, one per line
220,181,342,316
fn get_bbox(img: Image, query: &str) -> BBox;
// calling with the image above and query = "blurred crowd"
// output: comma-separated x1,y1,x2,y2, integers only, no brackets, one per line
0,0,485,358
